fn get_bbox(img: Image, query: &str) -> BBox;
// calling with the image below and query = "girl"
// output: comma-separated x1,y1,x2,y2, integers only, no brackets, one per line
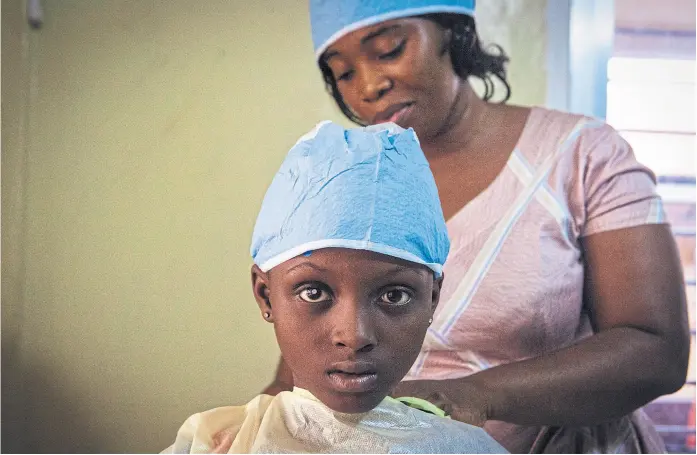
163,122,506,453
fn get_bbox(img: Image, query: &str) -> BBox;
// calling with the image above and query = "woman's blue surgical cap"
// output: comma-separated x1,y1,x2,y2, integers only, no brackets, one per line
310,0,476,59
250,121,450,276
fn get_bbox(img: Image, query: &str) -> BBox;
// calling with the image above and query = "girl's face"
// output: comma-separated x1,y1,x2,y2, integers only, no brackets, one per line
252,248,441,413
322,18,463,141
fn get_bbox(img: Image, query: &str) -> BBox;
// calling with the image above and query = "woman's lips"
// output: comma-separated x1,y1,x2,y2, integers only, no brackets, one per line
373,103,415,125
387,104,414,125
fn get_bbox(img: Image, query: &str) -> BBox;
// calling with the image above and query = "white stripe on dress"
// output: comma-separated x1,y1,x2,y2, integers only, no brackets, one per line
409,119,604,376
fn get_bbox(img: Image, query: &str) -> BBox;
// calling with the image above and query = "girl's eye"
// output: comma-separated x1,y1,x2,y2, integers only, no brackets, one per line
379,41,406,60
298,287,331,303
379,289,413,306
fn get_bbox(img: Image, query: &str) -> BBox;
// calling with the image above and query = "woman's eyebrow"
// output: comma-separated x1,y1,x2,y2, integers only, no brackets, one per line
361,25,400,45
324,49,340,62
323,25,401,63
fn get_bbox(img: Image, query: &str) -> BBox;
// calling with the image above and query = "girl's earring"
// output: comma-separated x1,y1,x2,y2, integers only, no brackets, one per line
264,312,271,320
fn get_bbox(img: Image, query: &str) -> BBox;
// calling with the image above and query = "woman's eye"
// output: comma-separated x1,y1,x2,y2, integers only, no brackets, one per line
337,69,354,82
298,287,331,303
379,41,406,60
380,289,412,306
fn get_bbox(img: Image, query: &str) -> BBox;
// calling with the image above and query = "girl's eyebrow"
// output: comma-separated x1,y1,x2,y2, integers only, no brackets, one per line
285,262,328,274
381,265,426,280
284,263,423,281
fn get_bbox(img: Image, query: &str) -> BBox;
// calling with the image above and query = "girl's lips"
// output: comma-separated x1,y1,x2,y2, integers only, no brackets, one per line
327,371,379,393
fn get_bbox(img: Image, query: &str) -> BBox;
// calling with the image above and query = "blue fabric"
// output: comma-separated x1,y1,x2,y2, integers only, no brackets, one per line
310,0,475,58
250,121,450,276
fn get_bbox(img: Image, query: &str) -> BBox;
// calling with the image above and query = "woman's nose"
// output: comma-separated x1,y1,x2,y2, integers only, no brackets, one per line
331,302,377,353
358,67,392,103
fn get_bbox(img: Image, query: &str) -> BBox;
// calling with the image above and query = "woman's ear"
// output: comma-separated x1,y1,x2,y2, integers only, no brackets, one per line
440,28,452,56
251,264,274,322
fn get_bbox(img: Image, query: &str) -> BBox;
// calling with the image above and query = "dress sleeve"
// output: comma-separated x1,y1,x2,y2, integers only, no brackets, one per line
579,124,666,237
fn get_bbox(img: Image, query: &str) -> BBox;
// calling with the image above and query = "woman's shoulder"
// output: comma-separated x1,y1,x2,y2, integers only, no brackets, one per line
525,106,587,126
513,106,662,238
523,106,609,142
516,106,623,165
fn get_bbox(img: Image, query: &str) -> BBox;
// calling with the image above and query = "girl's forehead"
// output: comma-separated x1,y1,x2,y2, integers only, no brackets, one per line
274,248,433,279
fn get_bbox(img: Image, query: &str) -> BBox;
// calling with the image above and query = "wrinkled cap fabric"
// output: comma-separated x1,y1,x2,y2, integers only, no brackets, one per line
250,121,450,276
310,0,476,59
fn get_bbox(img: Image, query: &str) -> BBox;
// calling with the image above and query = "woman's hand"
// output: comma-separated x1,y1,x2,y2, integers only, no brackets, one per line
392,378,489,427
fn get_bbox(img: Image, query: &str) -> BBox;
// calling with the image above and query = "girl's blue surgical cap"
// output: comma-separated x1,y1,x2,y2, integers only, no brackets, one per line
309,0,475,59
250,121,450,276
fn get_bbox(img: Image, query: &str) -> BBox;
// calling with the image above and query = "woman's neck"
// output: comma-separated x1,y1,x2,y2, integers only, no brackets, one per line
421,83,491,161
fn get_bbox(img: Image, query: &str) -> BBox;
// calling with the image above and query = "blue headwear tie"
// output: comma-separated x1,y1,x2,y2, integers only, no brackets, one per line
250,121,450,276
309,0,475,59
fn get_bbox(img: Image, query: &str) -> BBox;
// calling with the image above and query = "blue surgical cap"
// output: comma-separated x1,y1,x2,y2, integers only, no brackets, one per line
310,0,476,59
250,121,450,276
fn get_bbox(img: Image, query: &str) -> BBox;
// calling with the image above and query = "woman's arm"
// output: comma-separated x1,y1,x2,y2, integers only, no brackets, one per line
396,224,690,426
262,356,294,395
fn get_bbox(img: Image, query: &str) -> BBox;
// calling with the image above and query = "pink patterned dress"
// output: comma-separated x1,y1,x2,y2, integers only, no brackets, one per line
404,107,668,453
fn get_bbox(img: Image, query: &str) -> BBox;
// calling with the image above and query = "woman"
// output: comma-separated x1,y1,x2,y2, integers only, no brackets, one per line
263,1,690,452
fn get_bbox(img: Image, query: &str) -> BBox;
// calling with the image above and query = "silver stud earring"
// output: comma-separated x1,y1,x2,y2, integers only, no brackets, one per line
428,317,433,324
264,312,271,320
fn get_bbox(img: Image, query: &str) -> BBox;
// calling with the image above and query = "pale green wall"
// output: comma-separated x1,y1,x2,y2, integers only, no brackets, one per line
477,0,548,106
2,0,31,452
2,1,547,452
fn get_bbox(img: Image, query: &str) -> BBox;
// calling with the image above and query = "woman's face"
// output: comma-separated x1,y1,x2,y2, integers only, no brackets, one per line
252,248,440,413
323,18,462,140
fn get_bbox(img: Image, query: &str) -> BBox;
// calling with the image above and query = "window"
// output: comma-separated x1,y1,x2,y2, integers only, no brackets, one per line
606,0,696,452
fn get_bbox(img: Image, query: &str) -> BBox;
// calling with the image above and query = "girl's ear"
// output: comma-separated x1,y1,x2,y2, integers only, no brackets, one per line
251,264,274,322
431,273,444,315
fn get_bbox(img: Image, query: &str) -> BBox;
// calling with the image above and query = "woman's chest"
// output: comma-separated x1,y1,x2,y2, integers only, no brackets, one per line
429,183,588,360
433,150,512,222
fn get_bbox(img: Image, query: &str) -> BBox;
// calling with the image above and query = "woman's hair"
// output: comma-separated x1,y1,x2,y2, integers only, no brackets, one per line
318,13,511,125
